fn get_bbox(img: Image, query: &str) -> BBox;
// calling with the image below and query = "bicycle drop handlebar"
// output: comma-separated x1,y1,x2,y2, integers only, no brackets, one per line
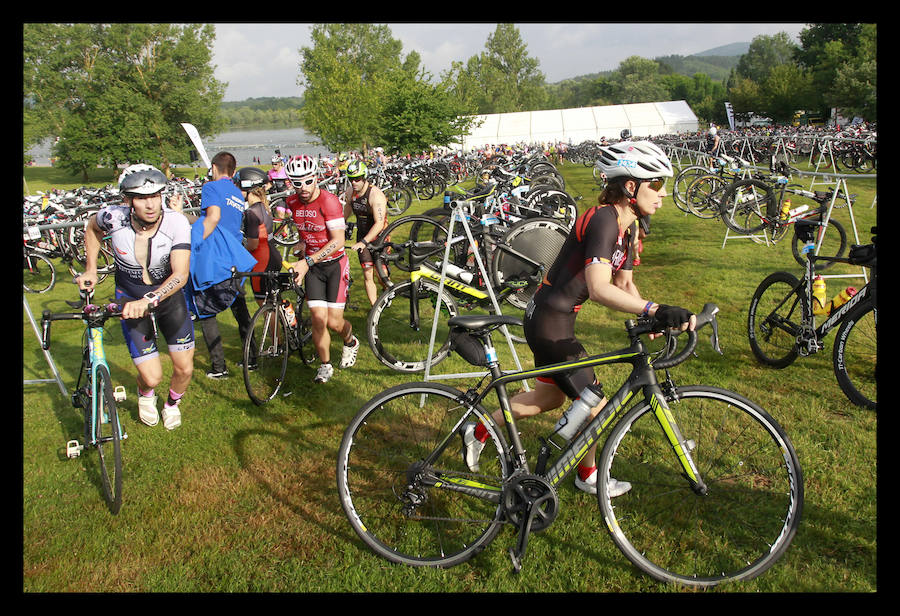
632,302,723,370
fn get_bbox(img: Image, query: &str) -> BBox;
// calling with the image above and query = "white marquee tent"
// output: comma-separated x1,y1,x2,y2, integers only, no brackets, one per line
456,100,698,150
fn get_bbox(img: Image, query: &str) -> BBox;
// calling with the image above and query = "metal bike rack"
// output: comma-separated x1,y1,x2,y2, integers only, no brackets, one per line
422,201,529,389
23,295,68,398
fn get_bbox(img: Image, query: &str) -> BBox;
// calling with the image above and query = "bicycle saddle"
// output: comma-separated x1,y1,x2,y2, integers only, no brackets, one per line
447,314,523,332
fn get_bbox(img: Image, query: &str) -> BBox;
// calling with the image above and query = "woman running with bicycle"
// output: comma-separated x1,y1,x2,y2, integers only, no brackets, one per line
461,141,696,496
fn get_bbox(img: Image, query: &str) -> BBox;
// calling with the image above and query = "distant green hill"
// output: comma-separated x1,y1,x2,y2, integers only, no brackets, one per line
692,42,750,56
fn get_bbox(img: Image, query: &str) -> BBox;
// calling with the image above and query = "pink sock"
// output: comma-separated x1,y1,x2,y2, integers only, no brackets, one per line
139,387,154,398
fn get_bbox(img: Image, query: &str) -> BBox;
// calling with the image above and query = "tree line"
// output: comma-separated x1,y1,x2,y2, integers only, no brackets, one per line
23,23,875,178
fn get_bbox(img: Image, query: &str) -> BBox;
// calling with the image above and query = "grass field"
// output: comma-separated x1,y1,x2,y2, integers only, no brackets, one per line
22,160,877,593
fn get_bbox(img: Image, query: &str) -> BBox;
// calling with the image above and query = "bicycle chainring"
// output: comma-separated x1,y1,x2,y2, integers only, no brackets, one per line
502,473,558,532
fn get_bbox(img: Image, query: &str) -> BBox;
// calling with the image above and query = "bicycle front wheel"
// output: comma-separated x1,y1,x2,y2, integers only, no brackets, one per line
833,300,877,410
337,382,509,567
719,179,775,235
244,304,290,405
598,386,803,587
94,364,123,515
367,279,459,372
747,271,804,368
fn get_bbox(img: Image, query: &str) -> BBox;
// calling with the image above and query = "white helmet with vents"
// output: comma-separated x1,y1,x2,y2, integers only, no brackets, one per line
119,164,168,196
595,141,674,181
285,155,317,181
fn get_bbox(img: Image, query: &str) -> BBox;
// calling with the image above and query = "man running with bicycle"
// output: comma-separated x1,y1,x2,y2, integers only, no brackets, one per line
283,154,360,384
77,164,194,430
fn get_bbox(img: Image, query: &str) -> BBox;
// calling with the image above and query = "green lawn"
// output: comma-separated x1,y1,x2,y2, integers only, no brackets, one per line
22,161,877,593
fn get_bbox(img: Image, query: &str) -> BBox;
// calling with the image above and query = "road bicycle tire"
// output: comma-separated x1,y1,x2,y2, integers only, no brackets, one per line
94,364,123,515
791,218,847,272
525,189,578,227
718,179,776,235
747,271,804,368
833,300,877,410
23,252,56,293
385,185,413,217
243,304,290,405
672,165,711,214
367,278,459,373
337,382,509,567
492,217,568,311
684,174,728,219
68,244,113,284
598,385,803,587
270,198,301,247
294,297,316,366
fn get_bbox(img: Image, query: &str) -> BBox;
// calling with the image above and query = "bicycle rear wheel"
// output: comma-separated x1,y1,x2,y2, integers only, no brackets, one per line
337,382,509,567
747,271,804,368
244,304,290,405
598,386,803,587
493,217,568,310
94,365,123,515
719,179,775,235
833,300,877,410
367,279,459,372
23,252,56,293
270,198,300,247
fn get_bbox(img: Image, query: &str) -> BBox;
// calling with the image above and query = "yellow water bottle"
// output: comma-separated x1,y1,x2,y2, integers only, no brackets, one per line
780,199,792,220
826,287,857,314
812,276,828,315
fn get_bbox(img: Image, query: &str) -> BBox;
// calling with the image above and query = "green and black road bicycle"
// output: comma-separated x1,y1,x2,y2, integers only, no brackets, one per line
747,225,877,409
40,283,131,514
337,303,804,586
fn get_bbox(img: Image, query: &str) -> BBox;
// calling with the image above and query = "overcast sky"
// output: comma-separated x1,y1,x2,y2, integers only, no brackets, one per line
212,22,810,102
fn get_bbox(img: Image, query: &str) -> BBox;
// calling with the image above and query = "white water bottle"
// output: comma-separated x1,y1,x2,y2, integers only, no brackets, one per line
436,260,474,284
553,383,604,443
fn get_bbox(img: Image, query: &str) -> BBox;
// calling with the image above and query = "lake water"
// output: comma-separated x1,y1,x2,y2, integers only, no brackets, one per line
27,126,334,167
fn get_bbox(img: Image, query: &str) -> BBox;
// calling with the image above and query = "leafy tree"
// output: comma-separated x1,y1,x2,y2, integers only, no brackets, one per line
609,56,670,104
298,23,404,152
23,23,224,179
735,32,799,83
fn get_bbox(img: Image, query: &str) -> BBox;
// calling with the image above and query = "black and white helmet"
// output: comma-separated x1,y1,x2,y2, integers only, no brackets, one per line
234,167,268,191
595,141,674,181
119,164,168,196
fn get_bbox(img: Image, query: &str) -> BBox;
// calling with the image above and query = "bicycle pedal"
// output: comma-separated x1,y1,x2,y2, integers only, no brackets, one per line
113,386,126,402
66,440,83,458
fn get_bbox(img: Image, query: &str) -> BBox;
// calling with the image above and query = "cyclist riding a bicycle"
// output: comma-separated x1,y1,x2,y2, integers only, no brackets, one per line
461,141,696,496
77,164,195,431
342,160,390,306
283,154,360,384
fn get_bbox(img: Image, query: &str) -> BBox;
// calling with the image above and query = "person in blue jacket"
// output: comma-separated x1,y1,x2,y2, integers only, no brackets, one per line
191,151,257,379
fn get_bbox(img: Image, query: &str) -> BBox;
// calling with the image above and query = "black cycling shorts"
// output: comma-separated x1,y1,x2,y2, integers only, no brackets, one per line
524,298,596,399
117,289,195,364
304,254,350,309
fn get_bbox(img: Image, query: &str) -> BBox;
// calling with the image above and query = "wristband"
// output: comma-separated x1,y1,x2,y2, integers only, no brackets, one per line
305,255,315,267
640,301,654,317
143,291,161,308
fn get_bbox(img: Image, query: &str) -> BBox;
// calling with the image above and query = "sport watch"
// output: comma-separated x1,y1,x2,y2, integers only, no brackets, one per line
305,255,316,267
143,291,161,308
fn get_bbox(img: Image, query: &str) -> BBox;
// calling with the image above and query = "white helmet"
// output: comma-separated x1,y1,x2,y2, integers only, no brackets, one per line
709,126,718,136
284,155,317,181
119,164,168,196
595,141,673,181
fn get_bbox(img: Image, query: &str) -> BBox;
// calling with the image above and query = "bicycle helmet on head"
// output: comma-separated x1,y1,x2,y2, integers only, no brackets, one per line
119,164,168,196
620,128,632,140
346,160,367,179
234,167,268,191
594,141,674,181
284,155,317,181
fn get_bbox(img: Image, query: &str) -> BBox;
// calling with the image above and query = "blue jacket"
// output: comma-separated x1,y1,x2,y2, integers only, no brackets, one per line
185,216,257,319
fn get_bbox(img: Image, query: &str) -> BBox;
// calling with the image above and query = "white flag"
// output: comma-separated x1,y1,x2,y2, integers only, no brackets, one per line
181,123,211,168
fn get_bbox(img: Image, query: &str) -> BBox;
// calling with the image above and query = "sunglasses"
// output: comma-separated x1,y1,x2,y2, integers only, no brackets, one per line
645,178,666,191
292,177,317,187
349,175,366,182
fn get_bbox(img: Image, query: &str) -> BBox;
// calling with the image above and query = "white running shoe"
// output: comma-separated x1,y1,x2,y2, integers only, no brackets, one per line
138,392,159,427
161,403,181,430
575,468,632,498
314,362,334,383
340,335,360,369
460,422,486,472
